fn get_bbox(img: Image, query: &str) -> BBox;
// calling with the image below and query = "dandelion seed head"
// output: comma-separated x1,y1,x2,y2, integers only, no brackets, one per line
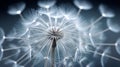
0,0,120,67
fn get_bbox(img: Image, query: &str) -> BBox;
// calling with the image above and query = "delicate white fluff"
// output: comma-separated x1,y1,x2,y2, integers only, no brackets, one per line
107,19,120,33
0,0,119,67
99,4,115,18
8,2,26,15
74,0,92,10
115,38,120,55
38,0,56,8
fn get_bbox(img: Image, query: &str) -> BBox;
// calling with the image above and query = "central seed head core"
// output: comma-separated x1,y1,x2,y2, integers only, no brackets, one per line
47,28,63,40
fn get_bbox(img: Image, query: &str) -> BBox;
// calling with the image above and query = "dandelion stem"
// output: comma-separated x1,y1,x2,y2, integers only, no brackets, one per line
86,16,103,29
51,38,57,67
77,9,82,16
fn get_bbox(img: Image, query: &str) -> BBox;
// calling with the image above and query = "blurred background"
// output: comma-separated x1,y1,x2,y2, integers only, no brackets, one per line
0,0,120,67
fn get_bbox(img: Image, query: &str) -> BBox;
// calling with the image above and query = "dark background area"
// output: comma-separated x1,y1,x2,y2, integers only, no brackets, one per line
0,0,120,11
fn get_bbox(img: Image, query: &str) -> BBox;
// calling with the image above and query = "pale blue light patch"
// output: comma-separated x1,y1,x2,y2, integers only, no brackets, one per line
115,38,120,55
8,2,26,15
107,19,120,33
99,4,115,18
38,0,56,9
74,0,92,10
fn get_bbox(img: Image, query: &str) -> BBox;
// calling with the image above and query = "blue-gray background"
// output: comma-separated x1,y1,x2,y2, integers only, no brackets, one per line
0,0,120,67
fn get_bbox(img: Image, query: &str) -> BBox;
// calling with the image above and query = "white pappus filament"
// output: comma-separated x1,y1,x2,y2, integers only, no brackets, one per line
0,0,120,67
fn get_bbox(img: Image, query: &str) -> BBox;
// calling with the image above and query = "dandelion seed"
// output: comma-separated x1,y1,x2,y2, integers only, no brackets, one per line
0,0,120,67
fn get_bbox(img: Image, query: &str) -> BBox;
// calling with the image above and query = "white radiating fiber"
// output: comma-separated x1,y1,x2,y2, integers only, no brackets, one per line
0,0,120,67
4,59,24,67
101,48,111,67
0,28,4,60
